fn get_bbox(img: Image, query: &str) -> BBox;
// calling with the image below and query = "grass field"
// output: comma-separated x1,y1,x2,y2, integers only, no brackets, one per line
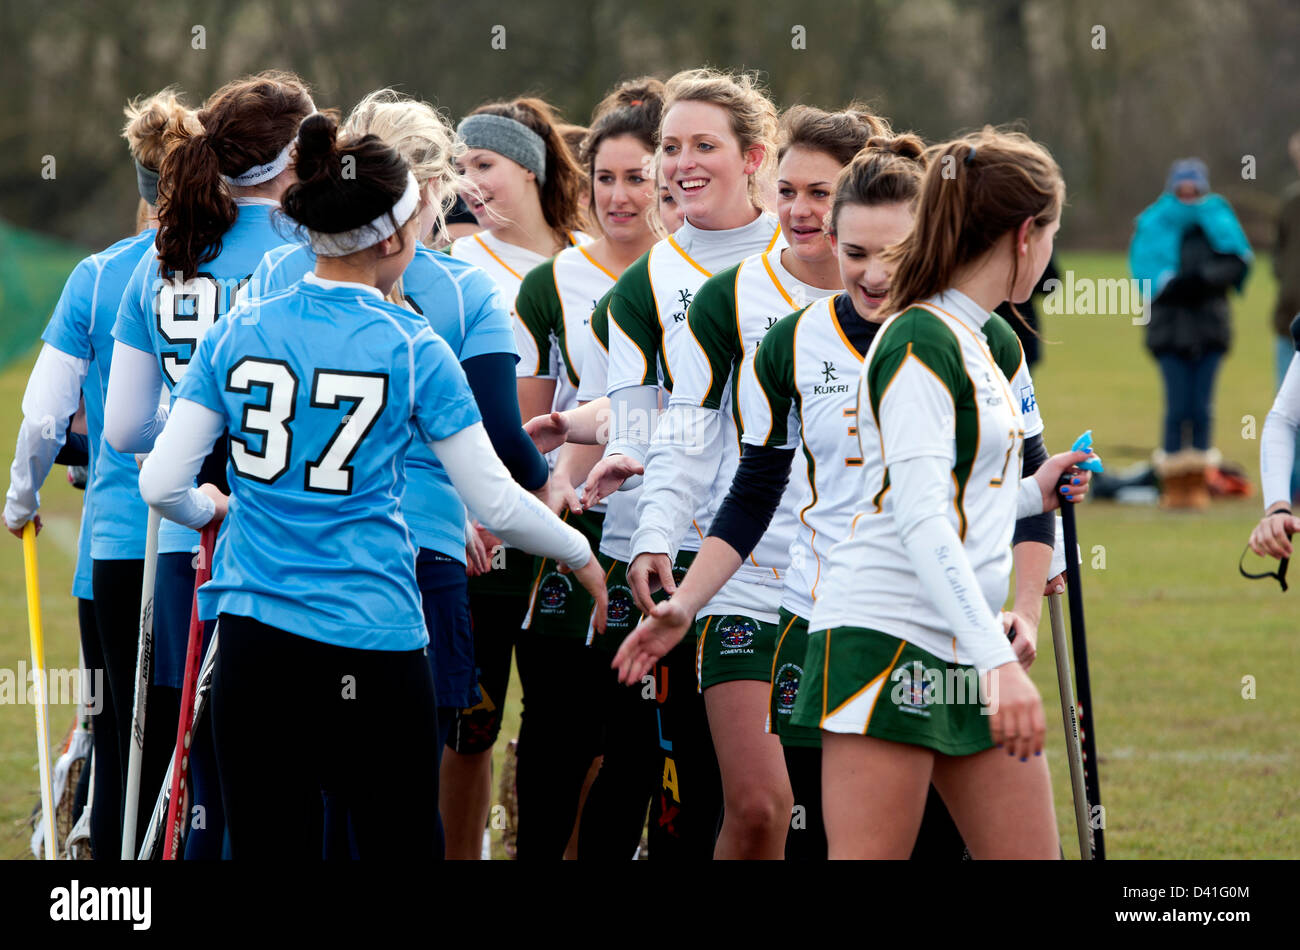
1,250,1296,859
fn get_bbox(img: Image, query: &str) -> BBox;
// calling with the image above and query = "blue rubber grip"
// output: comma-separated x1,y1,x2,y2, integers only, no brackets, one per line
1071,429,1105,473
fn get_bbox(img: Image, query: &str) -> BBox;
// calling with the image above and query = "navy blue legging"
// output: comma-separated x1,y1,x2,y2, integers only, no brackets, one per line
1156,351,1223,452
154,551,223,859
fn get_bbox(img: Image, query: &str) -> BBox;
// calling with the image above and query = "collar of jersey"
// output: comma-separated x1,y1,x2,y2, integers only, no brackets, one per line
234,197,280,207
763,238,831,311
672,210,776,262
302,270,385,300
927,288,991,336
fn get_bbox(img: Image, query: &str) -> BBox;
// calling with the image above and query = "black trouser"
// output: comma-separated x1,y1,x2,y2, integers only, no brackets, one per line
88,558,169,859
577,659,660,859
211,613,441,859
646,636,723,859
783,745,826,861
451,552,534,754
513,637,607,859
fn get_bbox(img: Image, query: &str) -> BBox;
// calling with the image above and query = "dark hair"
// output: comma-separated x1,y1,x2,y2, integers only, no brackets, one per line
827,133,927,235
580,77,665,213
778,103,890,166
882,126,1063,317
468,97,590,240
156,70,313,277
281,112,412,248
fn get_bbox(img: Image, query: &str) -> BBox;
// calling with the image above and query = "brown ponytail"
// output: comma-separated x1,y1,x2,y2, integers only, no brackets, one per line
156,70,313,278
881,126,1063,316
827,133,927,235
468,98,591,241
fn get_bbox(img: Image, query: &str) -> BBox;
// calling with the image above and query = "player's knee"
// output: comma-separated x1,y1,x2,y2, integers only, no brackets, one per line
728,784,794,836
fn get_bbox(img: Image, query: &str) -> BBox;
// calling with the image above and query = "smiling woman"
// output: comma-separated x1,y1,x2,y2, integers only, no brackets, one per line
444,95,594,860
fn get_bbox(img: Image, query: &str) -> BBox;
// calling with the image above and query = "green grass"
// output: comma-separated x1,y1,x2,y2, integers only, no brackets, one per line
1,250,1295,859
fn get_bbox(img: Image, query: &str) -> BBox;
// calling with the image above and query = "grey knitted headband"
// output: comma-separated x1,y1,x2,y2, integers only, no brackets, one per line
135,160,159,205
457,113,547,185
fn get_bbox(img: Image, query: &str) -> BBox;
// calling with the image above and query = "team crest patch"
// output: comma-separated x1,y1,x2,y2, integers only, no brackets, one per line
538,572,573,614
608,584,636,628
717,617,758,655
775,662,801,713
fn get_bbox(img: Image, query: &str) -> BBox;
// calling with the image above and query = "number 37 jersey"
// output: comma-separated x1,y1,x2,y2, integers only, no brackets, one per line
174,274,482,650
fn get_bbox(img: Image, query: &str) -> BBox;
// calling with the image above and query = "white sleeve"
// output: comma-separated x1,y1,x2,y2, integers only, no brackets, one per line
631,403,723,560
432,422,592,567
3,344,89,529
104,340,170,454
603,383,660,490
1017,475,1046,518
889,454,1017,673
575,322,608,403
137,398,222,528
1261,353,1300,508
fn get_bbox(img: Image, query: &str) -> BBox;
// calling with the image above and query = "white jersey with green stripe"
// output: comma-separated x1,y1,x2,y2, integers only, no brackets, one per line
659,241,836,606
748,293,1044,620
515,244,616,415
808,290,1034,666
450,229,592,382
740,294,867,618
516,244,617,514
606,213,780,554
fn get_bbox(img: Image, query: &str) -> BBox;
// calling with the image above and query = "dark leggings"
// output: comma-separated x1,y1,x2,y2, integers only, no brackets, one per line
211,613,441,859
152,552,221,859
782,744,826,860
450,552,535,754
646,636,723,860
77,595,119,859
89,558,168,859
513,638,606,859
577,660,661,859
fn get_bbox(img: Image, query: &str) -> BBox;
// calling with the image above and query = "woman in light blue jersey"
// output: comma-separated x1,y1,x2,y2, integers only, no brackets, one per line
250,88,552,856
104,70,315,859
137,114,605,859
4,89,194,859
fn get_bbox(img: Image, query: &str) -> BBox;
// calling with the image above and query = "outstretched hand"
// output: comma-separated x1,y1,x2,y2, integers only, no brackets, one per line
581,454,644,510
612,596,694,685
524,411,569,455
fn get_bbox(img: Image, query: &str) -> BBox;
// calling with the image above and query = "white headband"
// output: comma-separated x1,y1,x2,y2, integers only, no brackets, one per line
222,140,295,187
307,171,421,258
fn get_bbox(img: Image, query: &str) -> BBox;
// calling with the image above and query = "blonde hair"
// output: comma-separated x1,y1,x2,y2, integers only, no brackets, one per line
122,86,192,172
660,68,779,209
343,89,464,244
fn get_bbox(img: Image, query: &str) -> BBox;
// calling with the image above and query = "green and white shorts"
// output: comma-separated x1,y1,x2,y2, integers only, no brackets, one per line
527,509,605,642
790,626,994,756
768,609,821,749
586,549,696,653
695,612,780,692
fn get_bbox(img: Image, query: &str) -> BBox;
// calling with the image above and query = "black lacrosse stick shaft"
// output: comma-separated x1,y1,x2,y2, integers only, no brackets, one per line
1059,489,1105,860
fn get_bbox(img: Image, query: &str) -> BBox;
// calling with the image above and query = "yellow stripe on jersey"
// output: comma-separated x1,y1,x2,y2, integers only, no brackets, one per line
760,248,796,310
577,243,618,281
828,295,865,362
667,236,713,278
473,233,525,282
